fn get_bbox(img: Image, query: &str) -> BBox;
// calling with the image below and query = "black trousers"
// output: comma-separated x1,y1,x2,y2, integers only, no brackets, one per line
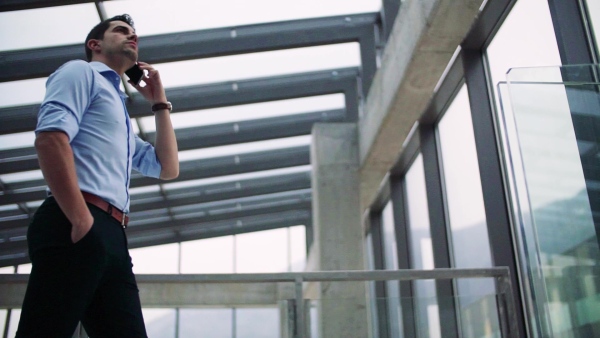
16,197,148,338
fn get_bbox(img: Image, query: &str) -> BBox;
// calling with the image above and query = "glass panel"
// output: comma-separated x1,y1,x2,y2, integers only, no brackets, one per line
16,264,31,274
437,84,499,337
502,65,600,337
143,308,176,338
405,154,441,338
178,135,311,162
0,4,99,51
179,308,233,337
236,307,279,338
104,0,381,35
381,202,403,337
235,228,289,273
0,309,6,336
6,309,20,338
150,44,360,89
486,0,562,114
180,236,234,273
142,94,344,131
289,225,307,272
0,79,47,108
130,243,180,274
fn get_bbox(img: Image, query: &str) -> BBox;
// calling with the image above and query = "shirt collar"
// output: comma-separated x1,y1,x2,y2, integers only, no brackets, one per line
90,61,127,98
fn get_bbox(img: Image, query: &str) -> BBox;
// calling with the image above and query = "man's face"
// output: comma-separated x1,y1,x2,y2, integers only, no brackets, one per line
98,21,138,63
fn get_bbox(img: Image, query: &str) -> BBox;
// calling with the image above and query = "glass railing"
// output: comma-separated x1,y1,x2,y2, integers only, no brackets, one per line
0,267,519,338
499,64,600,338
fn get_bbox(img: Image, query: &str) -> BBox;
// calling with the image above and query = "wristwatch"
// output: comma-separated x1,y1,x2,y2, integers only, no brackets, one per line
151,101,172,112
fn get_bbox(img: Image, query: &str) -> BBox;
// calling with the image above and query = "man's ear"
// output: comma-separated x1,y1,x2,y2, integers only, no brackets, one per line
87,39,101,52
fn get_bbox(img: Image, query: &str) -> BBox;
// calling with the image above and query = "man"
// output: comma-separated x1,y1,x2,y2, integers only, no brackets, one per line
16,14,178,337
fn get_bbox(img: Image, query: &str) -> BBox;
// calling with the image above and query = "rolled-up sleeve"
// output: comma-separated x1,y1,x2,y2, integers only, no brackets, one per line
132,135,162,178
36,60,94,141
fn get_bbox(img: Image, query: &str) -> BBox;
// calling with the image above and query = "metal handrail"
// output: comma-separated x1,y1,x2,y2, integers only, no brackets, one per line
0,268,519,338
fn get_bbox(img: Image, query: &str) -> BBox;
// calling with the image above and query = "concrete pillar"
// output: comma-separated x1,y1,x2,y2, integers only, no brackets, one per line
308,123,368,338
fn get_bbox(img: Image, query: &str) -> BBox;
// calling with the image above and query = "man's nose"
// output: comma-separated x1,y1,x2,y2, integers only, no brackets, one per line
128,34,138,42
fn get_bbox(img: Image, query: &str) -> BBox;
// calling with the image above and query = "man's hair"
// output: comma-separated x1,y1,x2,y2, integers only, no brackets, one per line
84,14,135,61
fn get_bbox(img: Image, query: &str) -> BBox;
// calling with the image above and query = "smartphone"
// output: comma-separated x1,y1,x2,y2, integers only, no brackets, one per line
125,63,144,86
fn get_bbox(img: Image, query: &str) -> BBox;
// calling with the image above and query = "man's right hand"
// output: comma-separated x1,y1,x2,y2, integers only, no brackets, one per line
35,131,95,244
71,214,94,243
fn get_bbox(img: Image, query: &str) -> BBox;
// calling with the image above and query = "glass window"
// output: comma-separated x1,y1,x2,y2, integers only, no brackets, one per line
381,202,403,337
179,308,233,337
236,228,288,273
289,226,307,272
180,236,234,273
236,308,279,338
0,309,6,335
437,84,498,337
130,243,180,274
0,4,99,51
6,309,20,338
405,154,440,338
143,309,176,338
104,0,381,36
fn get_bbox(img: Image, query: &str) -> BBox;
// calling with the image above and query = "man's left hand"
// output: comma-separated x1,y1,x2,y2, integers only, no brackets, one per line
129,61,168,105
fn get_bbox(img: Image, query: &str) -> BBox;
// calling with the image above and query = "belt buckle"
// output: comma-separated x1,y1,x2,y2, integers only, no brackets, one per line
121,213,127,228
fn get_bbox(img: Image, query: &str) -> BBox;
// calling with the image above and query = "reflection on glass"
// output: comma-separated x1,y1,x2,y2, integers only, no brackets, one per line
236,308,279,338
486,0,561,114
381,202,403,337
179,308,233,337
437,85,499,337
405,154,441,338
586,0,600,57
502,65,600,337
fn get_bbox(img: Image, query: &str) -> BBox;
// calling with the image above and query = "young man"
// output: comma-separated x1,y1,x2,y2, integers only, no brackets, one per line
16,14,178,337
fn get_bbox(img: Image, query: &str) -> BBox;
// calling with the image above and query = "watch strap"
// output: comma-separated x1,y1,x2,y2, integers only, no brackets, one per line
151,102,172,112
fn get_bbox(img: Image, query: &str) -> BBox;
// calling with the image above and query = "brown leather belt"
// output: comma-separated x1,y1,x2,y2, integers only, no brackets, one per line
82,191,129,228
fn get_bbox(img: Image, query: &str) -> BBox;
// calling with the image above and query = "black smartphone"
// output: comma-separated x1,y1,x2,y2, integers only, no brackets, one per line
125,63,144,86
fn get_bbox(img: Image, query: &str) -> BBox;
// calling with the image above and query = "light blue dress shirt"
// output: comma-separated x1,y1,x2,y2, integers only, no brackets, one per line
36,60,161,213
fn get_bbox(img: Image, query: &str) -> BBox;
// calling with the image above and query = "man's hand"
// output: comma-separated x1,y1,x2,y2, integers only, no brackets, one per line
71,215,94,243
129,61,167,104
127,62,179,180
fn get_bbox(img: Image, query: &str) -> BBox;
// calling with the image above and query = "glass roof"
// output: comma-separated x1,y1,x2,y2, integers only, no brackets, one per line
0,0,380,259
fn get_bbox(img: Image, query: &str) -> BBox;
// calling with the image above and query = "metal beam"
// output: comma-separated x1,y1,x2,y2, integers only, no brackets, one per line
0,13,377,83
0,109,344,176
148,109,346,150
0,67,359,135
0,191,312,258
0,210,312,268
1,187,312,233
127,189,312,228
132,172,311,212
127,209,312,249
1,169,310,209
0,144,309,205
